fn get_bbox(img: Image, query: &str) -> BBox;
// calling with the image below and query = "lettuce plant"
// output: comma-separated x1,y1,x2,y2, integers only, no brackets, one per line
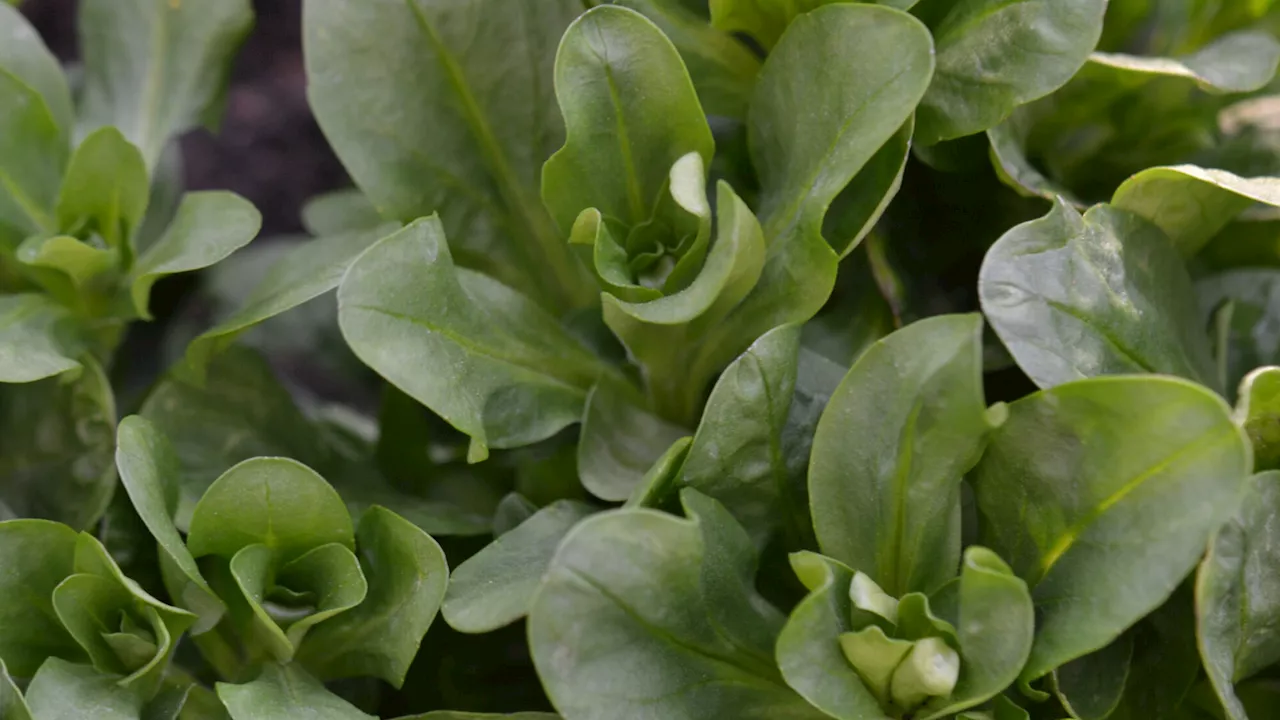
8,0,1280,718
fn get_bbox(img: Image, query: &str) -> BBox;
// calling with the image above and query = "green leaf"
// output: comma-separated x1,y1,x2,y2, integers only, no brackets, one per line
116,416,225,634
680,323,806,546
980,201,1216,390
775,552,888,720
600,181,767,424
625,436,692,508
303,0,594,311
337,216,627,463
809,314,991,596
1197,471,1280,720
822,118,913,260
24,659,144,720
187,457,355,563
294,507,448,687
707,0,917,51
0,3,73,138
56,126,149,252
1235,368,1280,471
0,65,65,240
127,191,262,320
914,0,1107,145
0,293,86,382
917,548,1034,719
1089,31,1280,95
0,659,31,720
217,663,374,720
691,4,933,396
16,236,118,299
185,223,393,376
77,0,254,168
986,111,1079,205
1197,270,1280,396
0,520,82,677
970,375,1251,682
542,5,713,238
0,358,117,528
300,189,383,237
530,489,825,720
442,501,595,634
399,714,559,720
576,382,687,502
1108,585,1202,720
1050,635,1133,720
1111,165,1280,257
610,0,760,120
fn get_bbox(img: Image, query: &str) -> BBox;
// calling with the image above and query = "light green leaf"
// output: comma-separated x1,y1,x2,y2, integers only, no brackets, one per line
56,126,149,252
0,293,86,382
1235,368,1280,471
917,548,1034,719
692,4,933,398
337,216,627,463
914,0,1106,145
610,0,760,119
1111,165,1280,257
187,457,355,563
24,659,144,720
680,323,806,546
442,501,596,634
601,181,766,424
128,191,262,319
0,520,82,676
576,382,687,502
217,663,374,720
0,658,31,720
0,358,116,528
775,552,888,720
980,201,1217,390
971,375,1250,682
0,3,73,137
542,5,713,237
1089,31,1280,95
0,66,65,239
303,0,593,311
530,490,824,720
1197,471,1280,720
295,507,448,687
809,314,991,596
116,415,224,634
77,0,254,168
300,189,383,237
186,223,393,376
1050,635,1133,720
16,236,118,298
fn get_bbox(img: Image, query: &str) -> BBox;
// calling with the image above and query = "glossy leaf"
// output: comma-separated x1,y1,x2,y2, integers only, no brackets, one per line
530,490,825,720
187,457,355,563
1089,31,1280,95
810,314,992,596
542,5,714,236
0,520,82,676
1111,165,1280,257
980,201,1217,390
294,507,448,687
338,216,626,463
0,293,85,382
24,659,144,720
775,552,888,720
304,0,594,311
77,0,254,168
692,4,933,396
0,359,116,528
55,126,149,252
127,191,262,320
217,663,374,720
442,500,595,634
914,0,1107,145
185,223,393,376
1197,471,1280,720
971,376,1250,682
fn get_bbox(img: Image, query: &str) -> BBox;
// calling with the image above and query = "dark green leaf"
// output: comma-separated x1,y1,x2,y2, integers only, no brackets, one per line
980,201,1216,390
442,501,595,634
0,520,82,676
1050,636,1133,720
809,314,992,596
1198,270,1280,396
1109,585,1202,720
971,375,1250,682
0,294,86,382
217,663,374,720
577,383,687,502
77,0,254,168
304,0,594,311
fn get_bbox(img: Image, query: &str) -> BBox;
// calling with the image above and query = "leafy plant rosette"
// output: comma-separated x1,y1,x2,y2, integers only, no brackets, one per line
0,0,260,530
